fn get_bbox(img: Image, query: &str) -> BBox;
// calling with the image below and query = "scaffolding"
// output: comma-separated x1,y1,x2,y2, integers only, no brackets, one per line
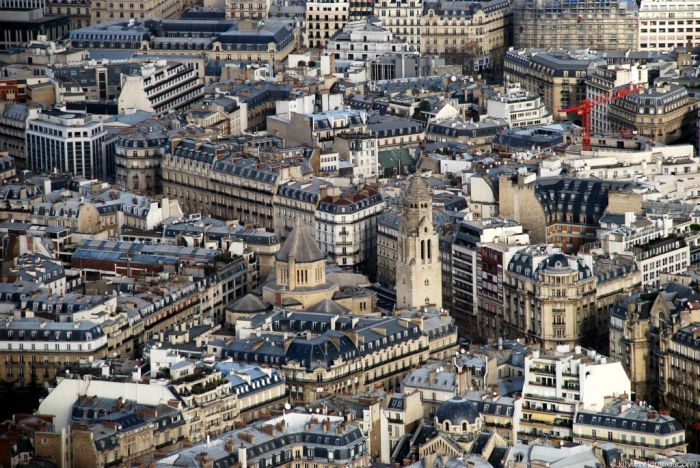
514,0,639,50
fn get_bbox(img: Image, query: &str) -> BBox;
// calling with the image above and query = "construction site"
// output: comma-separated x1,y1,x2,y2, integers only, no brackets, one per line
514,0,640,51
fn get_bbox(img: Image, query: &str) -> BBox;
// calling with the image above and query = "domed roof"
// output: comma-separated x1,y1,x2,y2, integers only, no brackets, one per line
545,253,569,269
276,221,325,263
435,396,480,425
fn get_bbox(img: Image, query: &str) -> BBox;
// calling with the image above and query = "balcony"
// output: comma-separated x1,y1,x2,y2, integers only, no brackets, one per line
523,405,562,415
529,366,555,375
573,435,687,451
528,380,555,388
521,417,572,429
525,393,567,403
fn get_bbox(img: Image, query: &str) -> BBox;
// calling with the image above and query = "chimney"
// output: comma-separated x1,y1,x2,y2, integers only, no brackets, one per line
428,368,437,384
102,421,118,430
224,438,234,453
167,399,182,409
262,425,275,436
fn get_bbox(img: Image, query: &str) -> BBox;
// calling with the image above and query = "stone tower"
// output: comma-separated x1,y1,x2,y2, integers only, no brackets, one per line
395,176,442,310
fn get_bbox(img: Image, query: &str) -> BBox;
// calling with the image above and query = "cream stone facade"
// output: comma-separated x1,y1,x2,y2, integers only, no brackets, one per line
503,246,597,350
638,0,700,51
90,0,185,23
225,0,271,19
262,222,338,309
514,0,639,51
395,177,442,310
420,0,512,66
304,0,350,48
375,0,423,52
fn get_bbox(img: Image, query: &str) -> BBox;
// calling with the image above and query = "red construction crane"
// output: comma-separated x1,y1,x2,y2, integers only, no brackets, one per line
559,83,645,151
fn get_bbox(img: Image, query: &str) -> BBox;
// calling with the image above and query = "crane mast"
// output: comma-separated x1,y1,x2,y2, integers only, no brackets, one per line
560,83,646,151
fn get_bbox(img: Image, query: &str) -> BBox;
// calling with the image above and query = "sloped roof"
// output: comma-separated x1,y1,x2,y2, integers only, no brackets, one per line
309,299,350,315
228,293,270,313
378,148,414,170
276,222,325,263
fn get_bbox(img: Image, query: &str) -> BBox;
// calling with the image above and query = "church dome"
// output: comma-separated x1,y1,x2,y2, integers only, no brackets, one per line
435,396,480,426
276,222,325,263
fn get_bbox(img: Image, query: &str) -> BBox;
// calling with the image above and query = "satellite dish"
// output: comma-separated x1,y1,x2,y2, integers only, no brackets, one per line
451,76,457,82
460,348,466,354
256,331,261,337
316,408,321,413
284,403,291,410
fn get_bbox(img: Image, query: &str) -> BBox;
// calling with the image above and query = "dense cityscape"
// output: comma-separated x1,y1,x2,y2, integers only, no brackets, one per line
0,0,699,466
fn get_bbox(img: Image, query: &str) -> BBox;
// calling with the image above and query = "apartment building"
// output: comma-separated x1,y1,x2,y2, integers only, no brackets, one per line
377,209,400,286
487,83,553,129
608,83,697,144
586,64,648,135
574,397,686,459
162,139,307,230
504,49,605,122
450,218,529,336
304,0,350,48
225,0,271,19
420,0,512,68
566,143,697,181
498,174,643,254
71,240,249,322
214,361,287,422
0,318,108,386
520,345,631,441
45,0,90,30
514,0,639,51
315,186,385,273
267,109,368,150
117,61,204,115
331,133,379,178
0,103,39,170
503,247,597,350
114,120,169,195
325,18,408,69
26,109,106,179
662,322,700,450
90,0,185,23
632,235,689,287
366,114,425,151
379,392,422,464
154,413,370,467
69,19,297,70
224,311,431,403
592,255,641,353
638,0,700,51
374,0,423,52
273,179,327,238
609,282,700,404
477,240,531,342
